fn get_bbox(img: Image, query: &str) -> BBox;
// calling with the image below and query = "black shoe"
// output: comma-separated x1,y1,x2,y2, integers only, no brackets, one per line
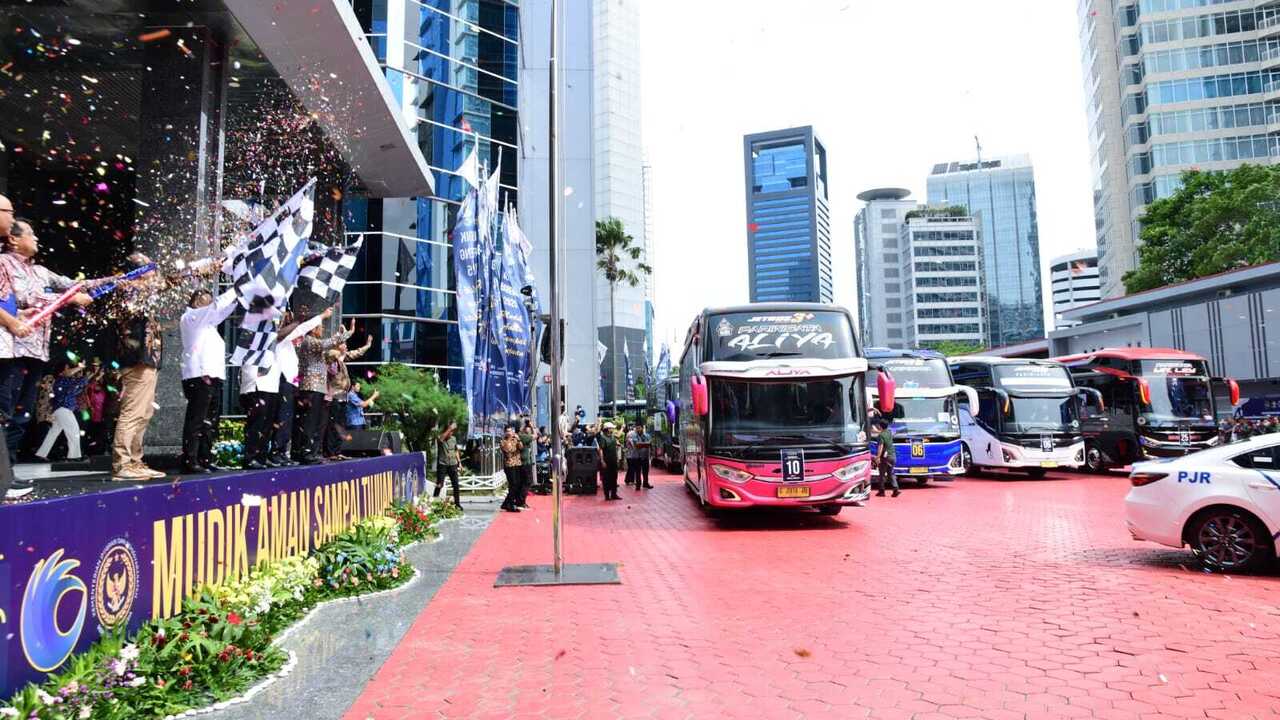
891,490,901,497
300,455,323,465
875,491,885,497
643,484,654,489
182,463,210,475
264,457,283,468
244,460,267,470
204,463,229,472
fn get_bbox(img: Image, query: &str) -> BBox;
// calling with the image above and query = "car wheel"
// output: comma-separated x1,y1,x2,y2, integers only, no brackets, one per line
1025,468,1047,479
1084,444,1106,473
817,504,842,516
1187,508,1273,572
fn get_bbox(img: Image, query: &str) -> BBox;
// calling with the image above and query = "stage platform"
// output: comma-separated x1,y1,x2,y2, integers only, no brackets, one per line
0,451,431,695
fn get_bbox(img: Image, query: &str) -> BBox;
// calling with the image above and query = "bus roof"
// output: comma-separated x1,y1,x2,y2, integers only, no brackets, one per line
865,347,944,361
699,302,849,316
1053,347,1206,365
947,355,1066,366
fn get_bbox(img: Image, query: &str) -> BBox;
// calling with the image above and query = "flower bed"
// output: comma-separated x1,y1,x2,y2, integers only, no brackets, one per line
1,495,462,719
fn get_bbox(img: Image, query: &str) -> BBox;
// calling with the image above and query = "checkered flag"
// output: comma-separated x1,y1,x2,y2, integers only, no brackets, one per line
299,235,363,303
226,178,316,370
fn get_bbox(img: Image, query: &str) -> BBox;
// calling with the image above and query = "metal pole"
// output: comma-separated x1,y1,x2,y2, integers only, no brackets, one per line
547,0,564,576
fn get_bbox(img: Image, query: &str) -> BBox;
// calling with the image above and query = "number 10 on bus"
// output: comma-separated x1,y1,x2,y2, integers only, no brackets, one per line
781,449,805,482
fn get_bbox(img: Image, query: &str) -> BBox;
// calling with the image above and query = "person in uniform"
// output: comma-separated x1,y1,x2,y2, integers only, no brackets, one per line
598,420,621,501
434,421,463,510
517,418,535,509
873,419,900,498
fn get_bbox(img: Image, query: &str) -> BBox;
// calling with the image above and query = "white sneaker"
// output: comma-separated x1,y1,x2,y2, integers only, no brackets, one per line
5,487,34,499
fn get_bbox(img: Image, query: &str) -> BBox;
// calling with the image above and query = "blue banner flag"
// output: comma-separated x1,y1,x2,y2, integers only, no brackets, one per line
450,186,483,436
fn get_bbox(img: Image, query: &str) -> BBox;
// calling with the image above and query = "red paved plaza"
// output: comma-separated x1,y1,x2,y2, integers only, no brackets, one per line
346,469,1280,720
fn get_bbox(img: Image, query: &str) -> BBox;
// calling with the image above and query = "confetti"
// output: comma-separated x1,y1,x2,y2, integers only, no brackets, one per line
138,29,172,42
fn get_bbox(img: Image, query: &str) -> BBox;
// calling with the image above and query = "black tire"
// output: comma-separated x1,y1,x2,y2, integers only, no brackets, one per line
1186,507,1274,572
960,445,974,475
817,504,842,516
1084,443,1106,474
914,477,929,486
1025,468,1047,479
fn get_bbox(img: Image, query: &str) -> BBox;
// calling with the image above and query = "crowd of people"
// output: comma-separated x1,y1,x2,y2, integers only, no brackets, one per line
0,193,381,493
1218,415,1280,444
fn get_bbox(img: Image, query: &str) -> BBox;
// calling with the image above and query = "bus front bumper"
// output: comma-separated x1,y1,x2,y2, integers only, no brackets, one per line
998,441,1086,469
705,471,872,508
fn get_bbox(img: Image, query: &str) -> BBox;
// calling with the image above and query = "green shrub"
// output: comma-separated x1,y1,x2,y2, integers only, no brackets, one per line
367,363,468,454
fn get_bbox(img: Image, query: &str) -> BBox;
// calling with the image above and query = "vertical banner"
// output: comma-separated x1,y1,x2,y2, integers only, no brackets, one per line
451,188,483,436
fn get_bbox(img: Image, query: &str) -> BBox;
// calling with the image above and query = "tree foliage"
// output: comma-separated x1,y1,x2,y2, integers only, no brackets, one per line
595,217,652,287
366,363,468,454
1124,164,1280,294
926,340,984,357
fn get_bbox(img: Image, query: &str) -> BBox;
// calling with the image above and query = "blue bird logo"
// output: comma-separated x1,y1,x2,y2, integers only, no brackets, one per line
20,549,87,672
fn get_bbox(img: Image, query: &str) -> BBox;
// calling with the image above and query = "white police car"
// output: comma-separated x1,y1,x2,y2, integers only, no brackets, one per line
1125,433,1280,572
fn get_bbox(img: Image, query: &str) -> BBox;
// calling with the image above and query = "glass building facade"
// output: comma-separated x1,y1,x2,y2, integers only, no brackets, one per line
743,126,833,304
1078,0,1280,298
926,155,1043,347
348,0,519,389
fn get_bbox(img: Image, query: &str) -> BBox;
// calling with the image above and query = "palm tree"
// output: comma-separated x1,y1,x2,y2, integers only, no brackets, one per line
595,217,652,407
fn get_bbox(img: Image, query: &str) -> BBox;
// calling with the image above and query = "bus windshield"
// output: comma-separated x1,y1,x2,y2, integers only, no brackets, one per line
707,310,855,362
1007,396,1078,433
869,357,952,390
886,396,956,436
708,376,864,449
1139,360,1213,423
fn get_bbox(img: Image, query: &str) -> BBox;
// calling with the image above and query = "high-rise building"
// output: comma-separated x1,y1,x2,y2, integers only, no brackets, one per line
900,214,987,349
594,0,650,404
1049,249,1101,329
926,154,1043,347
1078,1,1280,299
854,188,917,347
346,0,520,390
743,126,833,303
1078,0,1135,299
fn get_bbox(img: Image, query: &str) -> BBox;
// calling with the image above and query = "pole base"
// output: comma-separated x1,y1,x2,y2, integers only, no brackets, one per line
494,563,621,587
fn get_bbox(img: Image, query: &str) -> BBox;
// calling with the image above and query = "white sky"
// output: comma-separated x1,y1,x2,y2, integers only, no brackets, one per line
639,0,1096,354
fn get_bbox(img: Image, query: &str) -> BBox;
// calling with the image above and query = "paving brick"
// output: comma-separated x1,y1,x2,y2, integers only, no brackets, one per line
344,469,1280,720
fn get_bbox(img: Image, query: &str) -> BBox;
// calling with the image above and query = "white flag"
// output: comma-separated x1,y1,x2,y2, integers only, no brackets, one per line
596,339,608,364
456,141,479,189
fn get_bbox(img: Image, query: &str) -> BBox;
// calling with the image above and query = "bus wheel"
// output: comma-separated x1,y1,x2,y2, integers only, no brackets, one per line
817,504,842,516
1084,445,1106,474
914,477,929,486
960,445,974,474
1025,468,1047,479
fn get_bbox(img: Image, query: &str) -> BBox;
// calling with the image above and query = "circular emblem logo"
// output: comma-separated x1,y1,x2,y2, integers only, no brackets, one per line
91,538,138,630
716,319,733,337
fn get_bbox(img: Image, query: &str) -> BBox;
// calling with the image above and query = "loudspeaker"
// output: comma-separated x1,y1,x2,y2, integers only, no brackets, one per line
539,318,566,364
565,447,599,495
345,429,403,456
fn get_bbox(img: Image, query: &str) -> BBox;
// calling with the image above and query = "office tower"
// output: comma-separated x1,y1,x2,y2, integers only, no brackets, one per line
854,188,917,348
900,213,987,349
926,154,1043,347
594,0,651,404
346,0,520,391
1078,0,1135,299
743,126,833,303
1050,249,1101,329
1078,1,1280,298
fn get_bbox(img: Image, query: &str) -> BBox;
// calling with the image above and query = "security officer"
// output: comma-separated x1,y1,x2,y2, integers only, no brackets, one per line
598,420,621,501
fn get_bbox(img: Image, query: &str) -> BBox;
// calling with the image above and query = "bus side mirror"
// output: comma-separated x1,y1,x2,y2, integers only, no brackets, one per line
876,370,896,414
665,400,678,426
1136,377,1152,405
690,376,709,417
958,385,979,413
1228,378,1240,406
993,388,1011,415
1078,387,1105,413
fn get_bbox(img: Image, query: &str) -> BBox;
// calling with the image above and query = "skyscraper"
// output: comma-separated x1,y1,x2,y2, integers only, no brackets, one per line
926,154,1043,347
854,188,917,347
900,213,986,350
594,0,651,404
1078,1,1280,298
743,126,833,303
1049,249,1101,330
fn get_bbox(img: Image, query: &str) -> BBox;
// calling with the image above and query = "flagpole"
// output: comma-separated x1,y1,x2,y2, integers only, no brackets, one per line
547,0,564,576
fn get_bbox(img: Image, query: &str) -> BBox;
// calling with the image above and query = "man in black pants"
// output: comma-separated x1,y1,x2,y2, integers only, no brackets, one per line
434,421,462,509
873,419,901,498
179,287,238,474
598,421,620,500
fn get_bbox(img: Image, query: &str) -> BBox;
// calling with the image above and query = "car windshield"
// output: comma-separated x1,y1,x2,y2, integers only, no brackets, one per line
869,357,952,390
1006,396,1078,433
708,375,864,448
884,396,956,436
1138,361,1214,423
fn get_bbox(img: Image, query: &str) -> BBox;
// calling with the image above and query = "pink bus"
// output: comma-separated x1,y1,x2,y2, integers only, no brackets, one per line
672,303,895,516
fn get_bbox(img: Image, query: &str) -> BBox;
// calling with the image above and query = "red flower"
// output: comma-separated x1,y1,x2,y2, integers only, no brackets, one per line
178,666,191,677
182,679,193,690
226,612,242,625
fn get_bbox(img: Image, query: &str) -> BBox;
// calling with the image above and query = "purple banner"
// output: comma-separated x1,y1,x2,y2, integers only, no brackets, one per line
0,453,427,694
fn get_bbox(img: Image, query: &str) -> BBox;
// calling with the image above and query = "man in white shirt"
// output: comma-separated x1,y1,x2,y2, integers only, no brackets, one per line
241,307,328,469
179,287,239,474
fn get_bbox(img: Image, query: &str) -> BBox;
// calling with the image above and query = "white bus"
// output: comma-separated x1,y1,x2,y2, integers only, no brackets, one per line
947,357,1101,477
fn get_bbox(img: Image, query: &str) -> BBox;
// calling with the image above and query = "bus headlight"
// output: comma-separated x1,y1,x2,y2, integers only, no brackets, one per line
833,461,870,481
711,464,753,484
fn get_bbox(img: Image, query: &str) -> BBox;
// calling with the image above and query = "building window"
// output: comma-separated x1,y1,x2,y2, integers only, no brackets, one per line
751,139,808,193
880,223,898,235
883,253,899,264
880,209,897,219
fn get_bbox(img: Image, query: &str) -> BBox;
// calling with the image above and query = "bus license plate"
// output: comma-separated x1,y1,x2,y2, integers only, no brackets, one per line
909,467,927,475
1040,461,1058,468
777,486,810,498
